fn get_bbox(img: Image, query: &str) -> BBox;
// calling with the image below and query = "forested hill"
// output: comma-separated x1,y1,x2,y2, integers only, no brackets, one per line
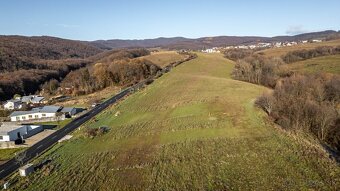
0,35,102,72
90,30,340,50
0,36,103,100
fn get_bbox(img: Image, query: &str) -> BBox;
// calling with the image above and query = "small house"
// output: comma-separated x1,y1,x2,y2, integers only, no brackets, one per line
60,107,77,117
21,95,45,105
3,99,23,110
31,96,45,104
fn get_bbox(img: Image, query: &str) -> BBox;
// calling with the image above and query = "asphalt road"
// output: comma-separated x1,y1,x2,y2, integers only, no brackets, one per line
0,87,133,180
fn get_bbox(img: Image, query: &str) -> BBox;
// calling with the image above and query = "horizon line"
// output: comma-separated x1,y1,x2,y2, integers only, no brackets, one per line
0,29,338,42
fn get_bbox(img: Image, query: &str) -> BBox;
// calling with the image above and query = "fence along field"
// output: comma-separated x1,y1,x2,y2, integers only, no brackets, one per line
9,53,339,190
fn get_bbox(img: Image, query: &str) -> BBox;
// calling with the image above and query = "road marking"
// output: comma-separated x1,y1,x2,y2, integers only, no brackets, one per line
37,145,43,149
0,169,4,173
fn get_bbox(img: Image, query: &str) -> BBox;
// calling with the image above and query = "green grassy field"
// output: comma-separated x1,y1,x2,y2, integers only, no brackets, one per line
287,54,340,74
143,50,189,68
9,53,339,190
35,118,72,130
0,148,24,162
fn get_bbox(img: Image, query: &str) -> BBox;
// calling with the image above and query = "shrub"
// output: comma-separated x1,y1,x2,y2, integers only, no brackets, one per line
84,126,110,138
232,55,284,88
223,49,253,61
256,74,340,151
255,92,274,115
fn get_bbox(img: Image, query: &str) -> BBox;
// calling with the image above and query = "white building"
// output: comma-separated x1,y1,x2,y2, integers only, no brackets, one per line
249,45,257,49
202,48,220,53
312,39,322,43
9,106,78,122
258,43,272,48
19,163,35,176
9,106,62,122
274,42,282,48
236,45,248,49
0,123,42,142
3,99,23,110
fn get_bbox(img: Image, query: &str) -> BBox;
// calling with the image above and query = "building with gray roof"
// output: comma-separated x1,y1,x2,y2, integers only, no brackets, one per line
10,106,62,122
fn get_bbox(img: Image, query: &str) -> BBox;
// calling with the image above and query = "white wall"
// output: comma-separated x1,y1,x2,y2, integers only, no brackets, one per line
0,135,10,142
4,102,22,110
4,102,14,110
11,112,56,122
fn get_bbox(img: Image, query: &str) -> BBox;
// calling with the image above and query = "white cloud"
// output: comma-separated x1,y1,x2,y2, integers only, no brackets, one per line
286,25,309,35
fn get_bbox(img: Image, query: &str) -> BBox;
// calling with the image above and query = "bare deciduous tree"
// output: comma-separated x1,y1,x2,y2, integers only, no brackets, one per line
15,151,27,166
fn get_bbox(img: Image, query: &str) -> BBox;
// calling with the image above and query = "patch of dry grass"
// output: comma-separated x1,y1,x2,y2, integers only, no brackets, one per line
143,51,189,68
57,86,121,108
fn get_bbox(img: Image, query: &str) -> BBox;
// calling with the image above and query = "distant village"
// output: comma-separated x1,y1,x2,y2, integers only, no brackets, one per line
201,39,323,53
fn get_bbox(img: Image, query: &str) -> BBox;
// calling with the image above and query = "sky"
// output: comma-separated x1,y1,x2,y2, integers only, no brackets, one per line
0,0,339,41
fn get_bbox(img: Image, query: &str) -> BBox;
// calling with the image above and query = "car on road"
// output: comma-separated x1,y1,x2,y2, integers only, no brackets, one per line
91,103,100,108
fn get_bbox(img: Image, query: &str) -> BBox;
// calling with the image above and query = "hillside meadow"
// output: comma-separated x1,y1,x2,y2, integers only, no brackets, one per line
8,53,339,190
142,50,189,68
287,54,340,74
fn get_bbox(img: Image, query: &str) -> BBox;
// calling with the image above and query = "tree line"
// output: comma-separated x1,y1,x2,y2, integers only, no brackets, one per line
0,59,90,100
282,46,340,63
226,48,340,152
42,49,160,96
42,50,196,97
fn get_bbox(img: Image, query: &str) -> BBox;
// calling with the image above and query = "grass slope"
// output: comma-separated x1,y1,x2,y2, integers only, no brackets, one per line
143,51,189,68
11,53,339,190
287,54,340,75
258,39,340,57
0,148,23,162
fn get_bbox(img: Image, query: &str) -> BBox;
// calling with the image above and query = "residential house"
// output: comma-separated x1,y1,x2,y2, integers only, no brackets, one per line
274,42,282,48
3,99,23,110
202,48,221,53
21,95,45,105
0,123,43,142
60,107,77,117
